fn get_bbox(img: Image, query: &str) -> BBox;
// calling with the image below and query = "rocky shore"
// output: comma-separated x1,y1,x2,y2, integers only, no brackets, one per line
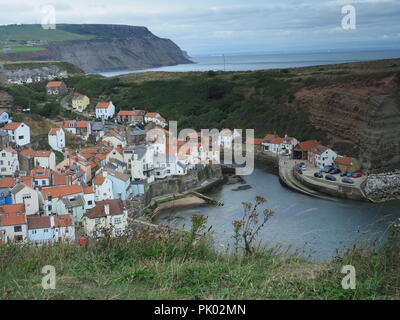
363,171,400,203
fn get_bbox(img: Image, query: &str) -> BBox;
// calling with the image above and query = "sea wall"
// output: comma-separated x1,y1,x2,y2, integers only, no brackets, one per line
363,171,400,203
144,165,223,206
293,168,366,201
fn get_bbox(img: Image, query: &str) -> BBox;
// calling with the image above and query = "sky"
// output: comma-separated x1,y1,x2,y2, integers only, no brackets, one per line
1,0,399,55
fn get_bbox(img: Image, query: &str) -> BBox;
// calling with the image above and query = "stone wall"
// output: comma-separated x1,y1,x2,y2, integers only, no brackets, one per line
144,165,223,205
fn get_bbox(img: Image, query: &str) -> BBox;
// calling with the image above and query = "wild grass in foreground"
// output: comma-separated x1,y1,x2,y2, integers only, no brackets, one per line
0,224,399,300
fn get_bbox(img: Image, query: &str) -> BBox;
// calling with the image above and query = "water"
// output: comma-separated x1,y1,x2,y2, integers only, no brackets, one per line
153,165,400,261
98,49,400,77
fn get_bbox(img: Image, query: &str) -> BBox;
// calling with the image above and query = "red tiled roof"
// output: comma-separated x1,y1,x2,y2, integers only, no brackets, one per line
334,157,354,166
76,121,89,129
83,186,94,194
35,151,51,158
312,145,329,155
31,167,50,179
0,204,26,226
21,176,33,188
27,215,51,230
85,200,124,219
46,81,63,88
41,185,82,200
146,112,159,118
93,176,105,185
134,110,145,116
49,128,62,135
96,102,110,109
52,173,68,186
95,154,106,161
270,137,286,145
0,177,16,188
53,214,73,228
296,140,320,152
3,122,22,131
117,110,134,116
20,149,35,157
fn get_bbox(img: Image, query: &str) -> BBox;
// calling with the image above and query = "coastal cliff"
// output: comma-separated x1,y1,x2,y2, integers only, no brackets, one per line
0,24,192,73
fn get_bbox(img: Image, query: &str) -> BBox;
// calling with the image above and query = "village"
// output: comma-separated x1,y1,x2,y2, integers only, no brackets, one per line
0,80,365,245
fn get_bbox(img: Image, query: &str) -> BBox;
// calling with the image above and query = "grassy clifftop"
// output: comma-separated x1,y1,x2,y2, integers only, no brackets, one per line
1,226,399,300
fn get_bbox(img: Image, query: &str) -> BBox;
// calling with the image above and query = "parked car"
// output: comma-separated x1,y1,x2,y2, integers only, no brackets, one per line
346,172,354,177
314,172,323,178
322,166,332,173
340,172,348,177
325,174,337,181
330,168,341,175
342,177,354,184
352,173,363,178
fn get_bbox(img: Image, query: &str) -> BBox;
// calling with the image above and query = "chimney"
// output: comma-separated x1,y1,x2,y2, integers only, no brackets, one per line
104,204,110,216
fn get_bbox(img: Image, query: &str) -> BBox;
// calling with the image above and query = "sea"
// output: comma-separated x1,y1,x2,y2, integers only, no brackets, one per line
98,49,400,77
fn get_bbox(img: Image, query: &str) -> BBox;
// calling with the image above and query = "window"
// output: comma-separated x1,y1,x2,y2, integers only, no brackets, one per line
44,229,48,233
14,226,22,232
18,136,24,140
22,194,31,200
15,235,23,242
88,200,93,205
95,218,101,224
114,217,122,224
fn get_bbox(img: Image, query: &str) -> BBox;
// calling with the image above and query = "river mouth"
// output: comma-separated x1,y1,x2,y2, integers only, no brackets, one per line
153,165,400,262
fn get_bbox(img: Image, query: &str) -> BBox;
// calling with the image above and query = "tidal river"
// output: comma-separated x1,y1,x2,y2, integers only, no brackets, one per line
154,164,400,261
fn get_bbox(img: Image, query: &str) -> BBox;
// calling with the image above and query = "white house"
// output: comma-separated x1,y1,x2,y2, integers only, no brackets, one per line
48,128,65,152
102,134,126,149
34,151,56,171
3,122,30,146
145,112,167,127
31,167,51,188
0,204,27,243
53,214,75,242
11,182,39,216
93,173,114,201
83,186,96,210
40,185,84,218
311,145,338,169
129,145,155,183
153,154,188,179
83,200,128,238
264,137,299,155
0,111,10,124
0,147,19,176
95,102,115,120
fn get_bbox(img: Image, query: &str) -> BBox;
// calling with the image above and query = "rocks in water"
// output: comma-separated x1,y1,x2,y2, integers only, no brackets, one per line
232,185,252,191
225,174,246,185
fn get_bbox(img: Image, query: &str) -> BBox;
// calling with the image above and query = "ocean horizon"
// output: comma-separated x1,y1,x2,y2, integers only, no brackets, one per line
97,48,400,77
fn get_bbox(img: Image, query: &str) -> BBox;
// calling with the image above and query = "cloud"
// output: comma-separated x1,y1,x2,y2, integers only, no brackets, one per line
0,0,399,54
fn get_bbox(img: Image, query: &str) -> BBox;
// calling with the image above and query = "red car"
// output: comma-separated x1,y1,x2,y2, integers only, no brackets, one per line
352,173,362,178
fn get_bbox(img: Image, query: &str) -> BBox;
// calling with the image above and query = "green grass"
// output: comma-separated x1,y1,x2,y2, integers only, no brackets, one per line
1,226,399,300
0,25,94,41
1,45,45,53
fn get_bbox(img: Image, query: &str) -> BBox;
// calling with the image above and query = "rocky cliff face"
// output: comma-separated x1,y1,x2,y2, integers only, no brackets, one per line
294,73,400,173
2,24,192,73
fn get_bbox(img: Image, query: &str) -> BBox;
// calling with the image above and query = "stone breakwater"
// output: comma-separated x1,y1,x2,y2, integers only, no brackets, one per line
363,171,400,203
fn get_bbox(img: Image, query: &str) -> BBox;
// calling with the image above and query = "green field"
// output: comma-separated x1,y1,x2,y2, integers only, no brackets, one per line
1,45,45,53
0,25,94,41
